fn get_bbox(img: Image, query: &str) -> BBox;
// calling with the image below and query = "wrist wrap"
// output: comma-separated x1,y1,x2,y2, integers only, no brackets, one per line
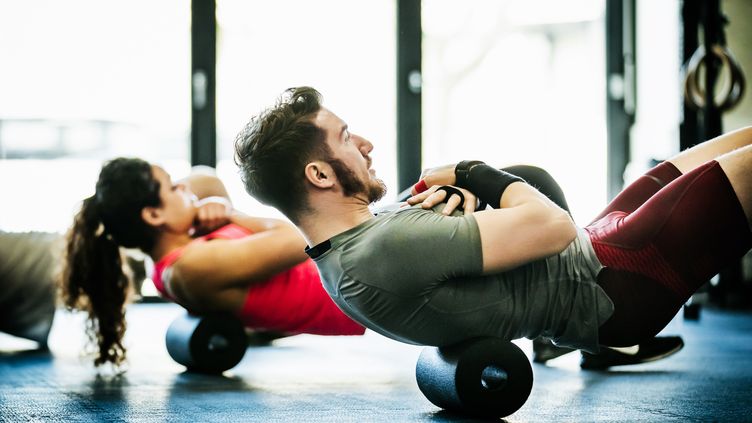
455,163,525,208
454,160,486,187
436,185,465,209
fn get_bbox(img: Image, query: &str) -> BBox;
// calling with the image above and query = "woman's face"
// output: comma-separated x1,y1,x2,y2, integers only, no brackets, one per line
150,165,197,233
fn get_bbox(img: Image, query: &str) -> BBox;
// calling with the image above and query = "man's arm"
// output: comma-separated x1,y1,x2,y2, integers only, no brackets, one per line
473,182,576,273
408,162,576,274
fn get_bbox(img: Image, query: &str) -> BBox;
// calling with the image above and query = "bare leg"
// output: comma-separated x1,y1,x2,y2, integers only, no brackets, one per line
717,143,752,225
668,126,752,174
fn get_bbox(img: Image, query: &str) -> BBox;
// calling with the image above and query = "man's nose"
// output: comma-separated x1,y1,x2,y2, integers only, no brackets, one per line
354,134,374,155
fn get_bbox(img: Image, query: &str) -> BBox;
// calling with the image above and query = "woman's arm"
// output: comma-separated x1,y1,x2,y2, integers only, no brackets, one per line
180,168,233,235
167,212,309,311
181,166,231,201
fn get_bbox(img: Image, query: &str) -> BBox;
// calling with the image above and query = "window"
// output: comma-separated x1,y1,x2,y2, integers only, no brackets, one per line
423,0,607,224
214,0,397,216
0,0,191,232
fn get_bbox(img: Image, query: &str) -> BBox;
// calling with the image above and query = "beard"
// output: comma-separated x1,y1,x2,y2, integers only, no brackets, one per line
328,158,387,204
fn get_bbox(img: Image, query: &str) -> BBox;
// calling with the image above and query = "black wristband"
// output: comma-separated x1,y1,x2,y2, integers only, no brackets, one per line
455,164,525,208
454,160,485,187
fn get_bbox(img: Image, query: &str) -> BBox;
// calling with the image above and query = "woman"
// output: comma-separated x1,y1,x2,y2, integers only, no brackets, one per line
60,157,364,367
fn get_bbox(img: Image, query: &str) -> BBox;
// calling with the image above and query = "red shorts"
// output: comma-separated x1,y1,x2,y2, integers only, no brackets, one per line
584,160,751,346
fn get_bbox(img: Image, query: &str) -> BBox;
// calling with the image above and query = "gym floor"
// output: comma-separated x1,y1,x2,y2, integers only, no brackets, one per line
1,303,751,422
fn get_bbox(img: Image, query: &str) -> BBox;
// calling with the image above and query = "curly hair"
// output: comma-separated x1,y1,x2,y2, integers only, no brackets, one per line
59,157,161,366
234,86,331,223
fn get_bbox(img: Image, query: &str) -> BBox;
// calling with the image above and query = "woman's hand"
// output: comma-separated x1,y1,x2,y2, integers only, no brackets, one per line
193,196,232,233
406,184,479,215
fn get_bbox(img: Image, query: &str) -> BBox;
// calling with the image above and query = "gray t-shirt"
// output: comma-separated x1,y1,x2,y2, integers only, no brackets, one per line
309,205,615,353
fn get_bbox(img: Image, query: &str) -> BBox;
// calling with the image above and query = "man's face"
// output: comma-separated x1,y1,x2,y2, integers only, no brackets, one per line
314,108,386,203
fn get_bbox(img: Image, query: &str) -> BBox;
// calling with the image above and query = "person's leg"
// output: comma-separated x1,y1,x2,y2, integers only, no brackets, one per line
589,162,683,223
589,154,752,347
504,166,685,366
589,127,752,224
502,165,570,214
668,126,752,174
717,143,752,224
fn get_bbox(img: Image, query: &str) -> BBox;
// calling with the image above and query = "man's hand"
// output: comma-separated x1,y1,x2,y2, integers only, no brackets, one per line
193,196,232,234
411,163,457,195
406,185,478,215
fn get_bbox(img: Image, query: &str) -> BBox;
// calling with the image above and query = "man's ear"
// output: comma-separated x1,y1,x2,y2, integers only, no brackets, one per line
304,161,335,189
141,206,165,227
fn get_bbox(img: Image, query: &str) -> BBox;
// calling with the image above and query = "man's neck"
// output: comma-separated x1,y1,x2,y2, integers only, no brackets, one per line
299,197,375,247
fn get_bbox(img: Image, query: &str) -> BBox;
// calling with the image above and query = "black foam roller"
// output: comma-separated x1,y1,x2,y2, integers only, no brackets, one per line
415,337,533,417
165,312,247,373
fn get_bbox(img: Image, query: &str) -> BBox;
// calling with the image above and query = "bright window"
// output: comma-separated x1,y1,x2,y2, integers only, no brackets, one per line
215,0,397,217
0,0,191,232
423,0,607,224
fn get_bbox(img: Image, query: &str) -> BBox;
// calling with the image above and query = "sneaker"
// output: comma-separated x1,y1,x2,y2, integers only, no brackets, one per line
580,336,685,370
532,337,576,363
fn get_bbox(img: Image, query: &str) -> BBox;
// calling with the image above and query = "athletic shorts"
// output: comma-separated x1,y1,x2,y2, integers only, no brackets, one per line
584,160,752,346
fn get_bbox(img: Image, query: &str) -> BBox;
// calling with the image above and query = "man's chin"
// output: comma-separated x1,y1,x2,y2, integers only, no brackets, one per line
367,179,388,204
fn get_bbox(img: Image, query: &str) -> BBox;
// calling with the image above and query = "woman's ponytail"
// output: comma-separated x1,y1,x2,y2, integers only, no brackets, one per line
60,157,161,368
60,195,130,367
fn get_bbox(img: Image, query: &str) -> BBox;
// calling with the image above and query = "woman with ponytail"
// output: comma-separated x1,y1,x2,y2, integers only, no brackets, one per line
60,157,365,367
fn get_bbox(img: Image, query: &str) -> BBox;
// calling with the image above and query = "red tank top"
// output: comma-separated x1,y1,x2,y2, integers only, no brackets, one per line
151,224,364,336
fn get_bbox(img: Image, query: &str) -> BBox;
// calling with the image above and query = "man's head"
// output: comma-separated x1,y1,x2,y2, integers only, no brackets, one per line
234,87,386,223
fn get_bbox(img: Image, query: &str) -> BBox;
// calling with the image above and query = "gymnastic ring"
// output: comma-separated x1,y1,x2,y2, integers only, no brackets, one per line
684,45,745,111
683,45,744,111
683,45,746,112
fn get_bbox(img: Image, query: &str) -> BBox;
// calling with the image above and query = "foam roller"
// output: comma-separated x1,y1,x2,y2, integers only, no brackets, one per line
165,312,247,373
415,337,533,417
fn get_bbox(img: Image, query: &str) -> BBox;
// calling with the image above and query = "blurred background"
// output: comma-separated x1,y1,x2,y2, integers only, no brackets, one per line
1,0,750,234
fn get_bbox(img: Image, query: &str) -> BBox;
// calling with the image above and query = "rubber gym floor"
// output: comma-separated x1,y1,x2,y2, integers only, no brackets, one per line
1,302,751,422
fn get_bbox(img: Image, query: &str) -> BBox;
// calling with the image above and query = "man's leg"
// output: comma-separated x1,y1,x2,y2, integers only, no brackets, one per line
717,143,752,224
591,151,752,347
501,166,685,368
668,126,752,174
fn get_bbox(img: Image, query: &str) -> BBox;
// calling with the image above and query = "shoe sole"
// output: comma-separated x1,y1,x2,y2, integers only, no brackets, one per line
581,339,684,369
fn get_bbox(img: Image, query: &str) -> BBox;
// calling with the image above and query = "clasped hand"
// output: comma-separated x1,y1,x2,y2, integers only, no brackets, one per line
193,196,233,234
405,163,479,216
406,184,479,215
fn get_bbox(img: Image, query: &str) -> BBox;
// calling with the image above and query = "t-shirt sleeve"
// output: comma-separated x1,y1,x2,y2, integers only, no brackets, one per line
344,206,483,296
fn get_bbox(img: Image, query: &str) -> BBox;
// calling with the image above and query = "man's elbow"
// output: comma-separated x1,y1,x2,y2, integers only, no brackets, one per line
549,210,577,253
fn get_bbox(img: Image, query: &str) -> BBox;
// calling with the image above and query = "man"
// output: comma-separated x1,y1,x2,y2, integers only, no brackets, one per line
234,86,751,361
400,166,684,369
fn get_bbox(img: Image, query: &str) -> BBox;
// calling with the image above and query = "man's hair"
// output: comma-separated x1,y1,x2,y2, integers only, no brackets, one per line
234,87,329,223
